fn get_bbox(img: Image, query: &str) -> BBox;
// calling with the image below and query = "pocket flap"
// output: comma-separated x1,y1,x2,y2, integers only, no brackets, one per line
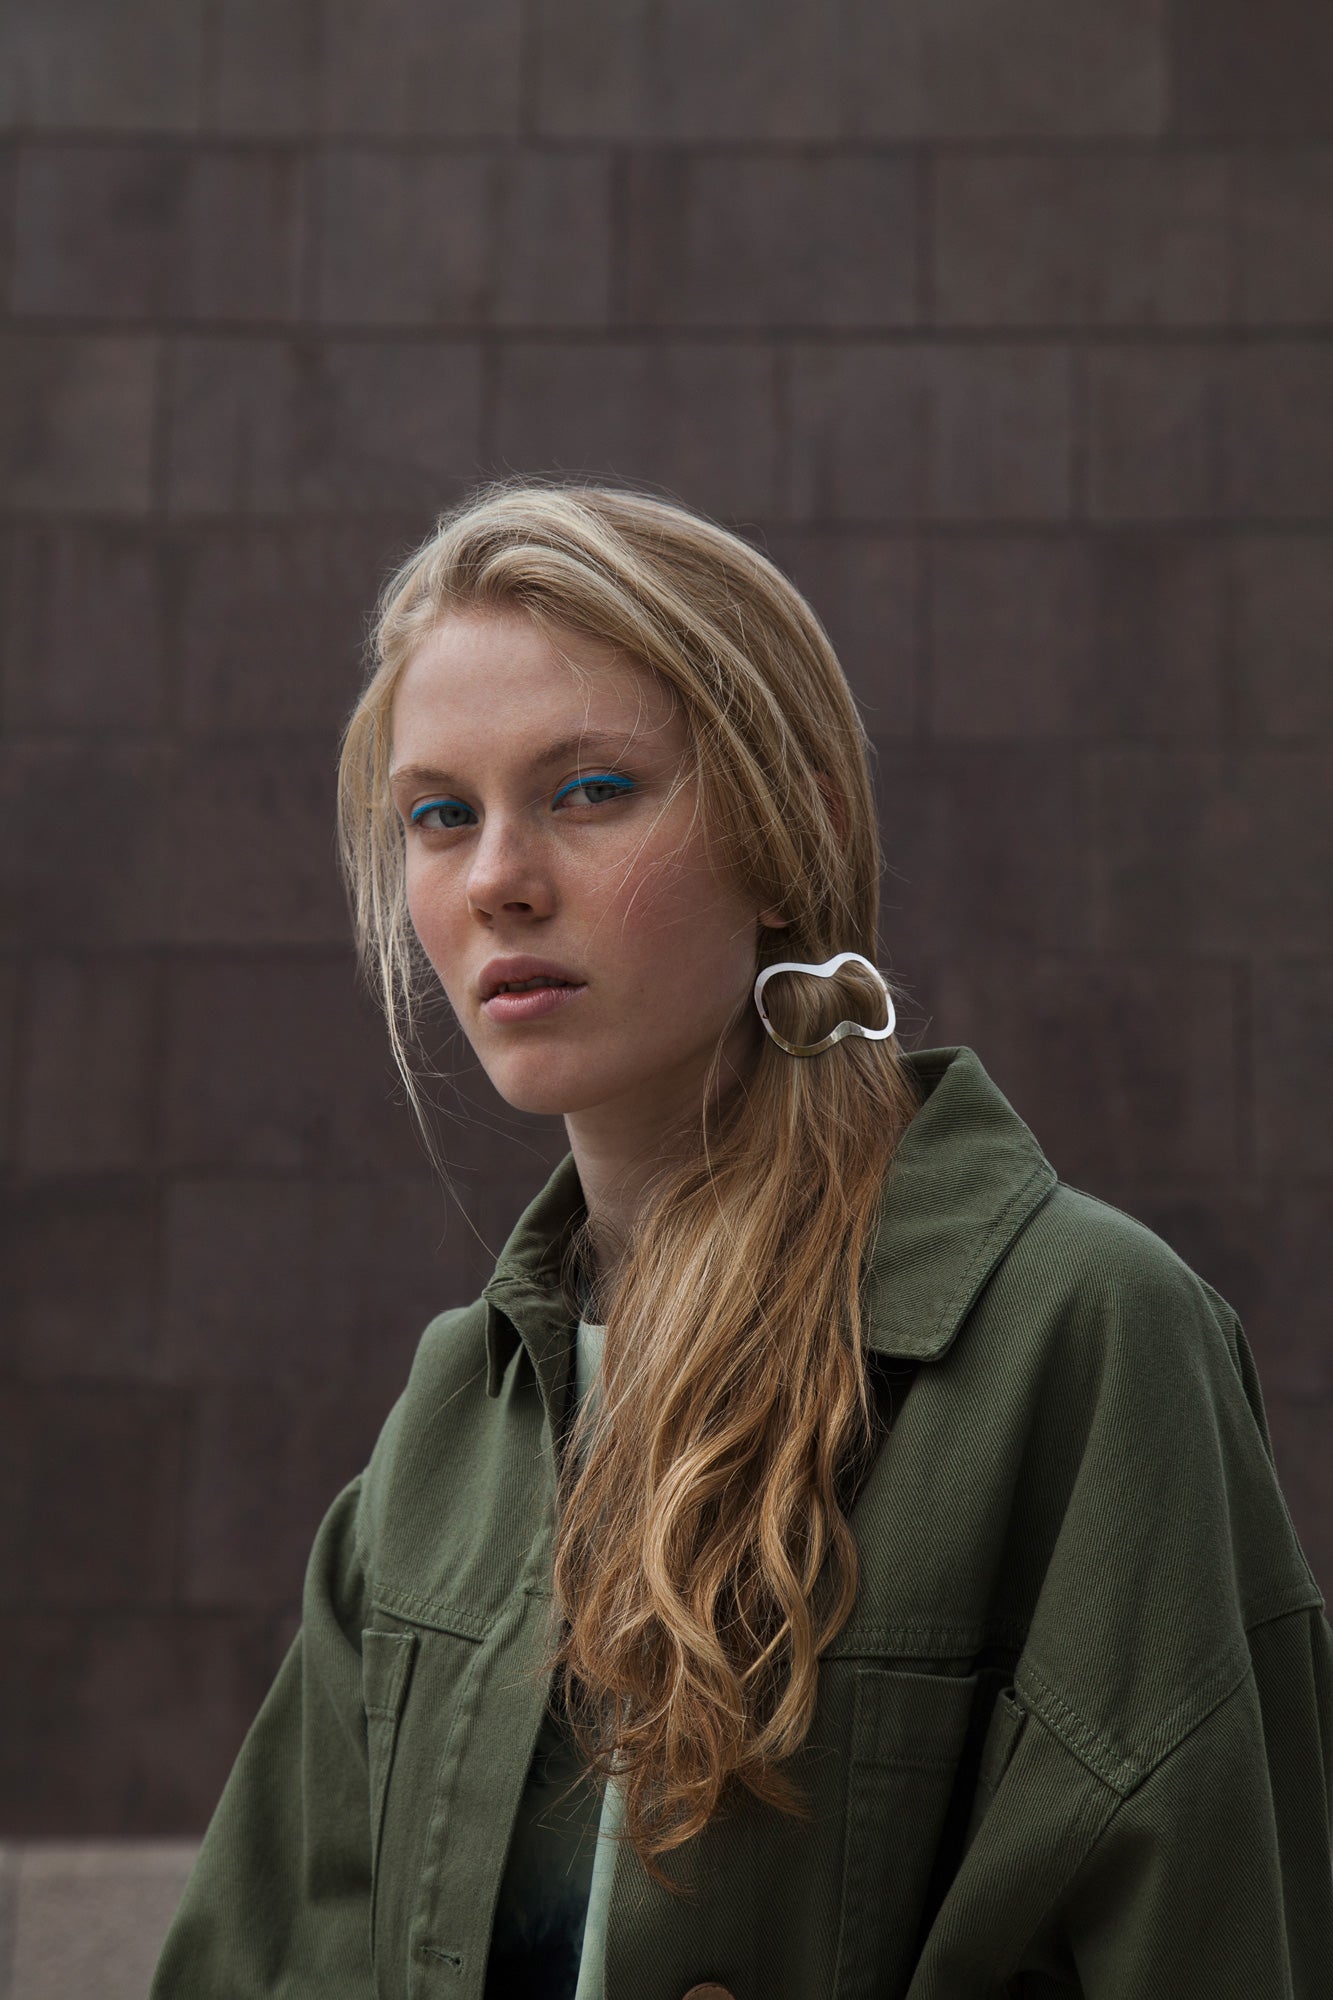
854,1666,979,1772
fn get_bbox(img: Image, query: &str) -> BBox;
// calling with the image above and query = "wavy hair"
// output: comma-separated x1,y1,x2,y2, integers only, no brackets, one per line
336,479,921,1882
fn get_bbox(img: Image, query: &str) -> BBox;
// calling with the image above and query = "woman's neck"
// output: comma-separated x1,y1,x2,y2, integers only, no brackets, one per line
566,1148,638,1310
562,1010,764,1305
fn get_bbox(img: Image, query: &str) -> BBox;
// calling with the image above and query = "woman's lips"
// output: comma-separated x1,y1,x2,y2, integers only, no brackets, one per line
481,981,588,1024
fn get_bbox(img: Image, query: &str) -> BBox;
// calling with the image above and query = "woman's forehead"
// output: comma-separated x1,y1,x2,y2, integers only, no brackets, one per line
390,608,685,772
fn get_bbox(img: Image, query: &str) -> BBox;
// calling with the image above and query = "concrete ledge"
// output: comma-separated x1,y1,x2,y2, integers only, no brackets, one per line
0,1843,200,2000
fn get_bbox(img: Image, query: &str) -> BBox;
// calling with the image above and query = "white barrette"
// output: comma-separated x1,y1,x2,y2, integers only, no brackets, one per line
752,951,896,1058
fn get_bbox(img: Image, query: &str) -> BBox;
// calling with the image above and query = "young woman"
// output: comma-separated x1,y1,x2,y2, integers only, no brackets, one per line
153,482,1333,1999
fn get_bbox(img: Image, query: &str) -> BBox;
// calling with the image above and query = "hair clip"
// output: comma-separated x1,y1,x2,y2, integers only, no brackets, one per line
752,951,896,1058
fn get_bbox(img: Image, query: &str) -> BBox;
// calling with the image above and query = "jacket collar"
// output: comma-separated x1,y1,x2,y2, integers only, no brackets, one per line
858,1045,1055,1360
481,1152,588,1406
481,1045,1057,1397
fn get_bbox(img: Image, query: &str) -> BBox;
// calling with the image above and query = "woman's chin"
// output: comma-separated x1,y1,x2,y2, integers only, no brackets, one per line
477,1052,618,1120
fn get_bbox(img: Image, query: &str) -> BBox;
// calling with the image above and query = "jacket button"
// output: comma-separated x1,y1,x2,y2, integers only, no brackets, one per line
682,1988,735,2000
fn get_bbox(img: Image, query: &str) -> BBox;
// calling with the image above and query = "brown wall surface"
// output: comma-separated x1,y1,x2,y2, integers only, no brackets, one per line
1,0,1330,1834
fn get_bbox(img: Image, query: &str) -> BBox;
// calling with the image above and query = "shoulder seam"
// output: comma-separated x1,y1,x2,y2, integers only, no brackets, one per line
1019,1598,1327,1800
1017,1634,1253,1797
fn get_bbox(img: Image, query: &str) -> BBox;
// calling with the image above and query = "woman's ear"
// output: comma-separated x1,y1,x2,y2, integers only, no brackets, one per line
759,906,791,931
814,770,847,847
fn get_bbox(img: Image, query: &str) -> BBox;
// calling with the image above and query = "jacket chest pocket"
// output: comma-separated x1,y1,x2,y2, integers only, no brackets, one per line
363,1629,419,1937
835,1666,982,2000
361,1620,491,2000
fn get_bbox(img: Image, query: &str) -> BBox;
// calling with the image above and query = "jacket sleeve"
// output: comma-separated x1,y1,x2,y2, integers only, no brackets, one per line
151,1473,375,1999
1041,1601,1333,1996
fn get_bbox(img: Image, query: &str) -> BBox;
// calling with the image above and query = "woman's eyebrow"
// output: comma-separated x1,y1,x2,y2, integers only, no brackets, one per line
389,730,646,793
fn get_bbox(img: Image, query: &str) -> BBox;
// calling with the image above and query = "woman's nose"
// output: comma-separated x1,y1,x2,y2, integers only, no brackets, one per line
465,816,555,920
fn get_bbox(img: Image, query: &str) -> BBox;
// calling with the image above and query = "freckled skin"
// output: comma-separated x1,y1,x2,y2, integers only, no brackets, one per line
390,608,788,1201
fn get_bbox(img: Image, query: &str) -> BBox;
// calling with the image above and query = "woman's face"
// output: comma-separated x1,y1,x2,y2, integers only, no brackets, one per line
389,607,786,1140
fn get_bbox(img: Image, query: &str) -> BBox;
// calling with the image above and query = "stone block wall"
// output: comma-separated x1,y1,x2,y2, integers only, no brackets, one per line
2,0,1330,1836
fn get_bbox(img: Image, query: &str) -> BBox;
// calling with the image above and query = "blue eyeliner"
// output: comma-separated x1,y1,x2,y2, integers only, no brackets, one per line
410,797,468,826
410,773,634,828
551,772,635,807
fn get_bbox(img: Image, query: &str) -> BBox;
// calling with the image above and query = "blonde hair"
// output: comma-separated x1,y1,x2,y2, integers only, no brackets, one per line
336,479,921,1881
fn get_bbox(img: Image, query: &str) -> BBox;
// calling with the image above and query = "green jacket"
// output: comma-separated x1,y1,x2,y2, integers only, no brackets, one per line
153,1045,1333,1998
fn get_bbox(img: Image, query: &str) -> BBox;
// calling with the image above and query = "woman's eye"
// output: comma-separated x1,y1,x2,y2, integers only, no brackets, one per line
410,799,474,831
409,775,633,830
553,774,635,809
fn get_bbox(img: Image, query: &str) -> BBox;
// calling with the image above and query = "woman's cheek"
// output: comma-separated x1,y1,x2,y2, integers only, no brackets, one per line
405,867,456,982
595,834,698,929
